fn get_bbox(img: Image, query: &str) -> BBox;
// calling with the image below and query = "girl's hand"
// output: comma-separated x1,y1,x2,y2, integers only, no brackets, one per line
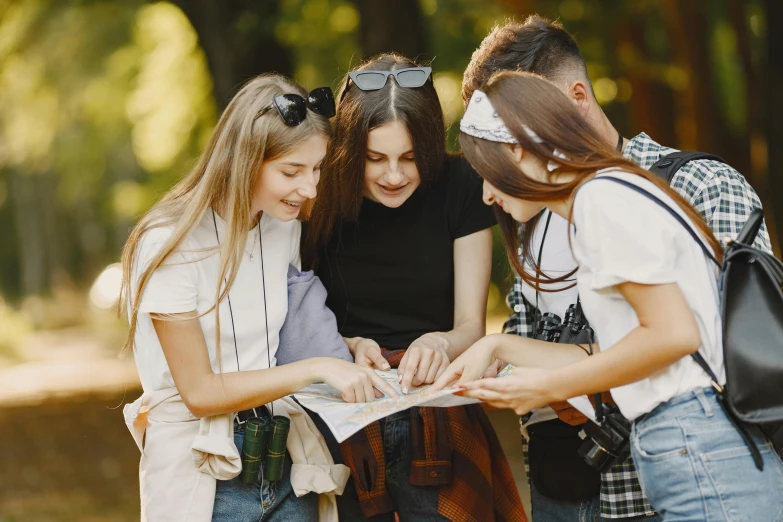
398,333,451,394
482,358,507,378
318,359,399,403
346,337,391,371
428,336,498,393
458,366,557,415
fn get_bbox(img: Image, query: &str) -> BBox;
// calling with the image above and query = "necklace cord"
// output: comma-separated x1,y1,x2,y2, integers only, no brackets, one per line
211,209,274,416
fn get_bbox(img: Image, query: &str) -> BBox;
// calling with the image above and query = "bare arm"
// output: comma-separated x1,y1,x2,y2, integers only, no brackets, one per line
428,333,590,391
443,228,493,357
452,282,702,414
153,314,397,418
398,228,493,391
546,282,700,400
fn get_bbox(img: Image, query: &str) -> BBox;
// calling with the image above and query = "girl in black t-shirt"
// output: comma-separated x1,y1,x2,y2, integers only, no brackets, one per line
302,54,526,522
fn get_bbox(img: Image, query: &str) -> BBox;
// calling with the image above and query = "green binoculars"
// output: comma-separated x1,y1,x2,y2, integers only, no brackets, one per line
239,415,291,484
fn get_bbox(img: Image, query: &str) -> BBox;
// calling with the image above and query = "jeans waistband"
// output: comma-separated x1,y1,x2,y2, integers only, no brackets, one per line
235,405,272,430
634,387,717,427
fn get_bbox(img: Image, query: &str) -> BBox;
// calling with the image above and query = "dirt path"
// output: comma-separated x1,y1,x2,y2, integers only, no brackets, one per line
0,328,142,521
0,388,142,522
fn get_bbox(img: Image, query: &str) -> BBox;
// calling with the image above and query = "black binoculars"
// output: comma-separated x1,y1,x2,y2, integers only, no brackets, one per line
240,415,291,484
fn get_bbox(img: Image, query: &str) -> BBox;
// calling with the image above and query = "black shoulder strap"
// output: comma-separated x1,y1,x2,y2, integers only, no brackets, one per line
649,151,724,184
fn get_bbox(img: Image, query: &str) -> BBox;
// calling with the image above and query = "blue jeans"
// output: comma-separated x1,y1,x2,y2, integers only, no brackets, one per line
531,480,661,522
211,422,318,522
631,387,783,521
331,410,449,521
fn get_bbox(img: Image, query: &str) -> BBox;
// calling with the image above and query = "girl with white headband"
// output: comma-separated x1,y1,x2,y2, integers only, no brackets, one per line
431,71,783,520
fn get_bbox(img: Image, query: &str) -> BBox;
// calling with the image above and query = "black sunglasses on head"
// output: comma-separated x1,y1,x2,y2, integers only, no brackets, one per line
341,67,433,100
255,87,336,126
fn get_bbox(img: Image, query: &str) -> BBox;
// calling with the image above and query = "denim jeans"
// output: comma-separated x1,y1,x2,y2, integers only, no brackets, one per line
630,387,783,521
327,410,449,522
211,421,318,522
531,480,661,522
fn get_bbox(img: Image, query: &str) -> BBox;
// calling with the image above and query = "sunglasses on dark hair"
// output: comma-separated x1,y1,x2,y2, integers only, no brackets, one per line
341,67,433,100
255,87,336,126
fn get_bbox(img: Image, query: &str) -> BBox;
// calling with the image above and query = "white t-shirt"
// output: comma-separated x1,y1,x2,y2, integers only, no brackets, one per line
570,171,724,420
130,211,301,392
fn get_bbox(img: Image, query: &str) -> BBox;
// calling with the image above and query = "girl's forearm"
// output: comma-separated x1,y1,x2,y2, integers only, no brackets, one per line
491,333,591,368
182,358,324,418
546,326,698,401
439,319,486,360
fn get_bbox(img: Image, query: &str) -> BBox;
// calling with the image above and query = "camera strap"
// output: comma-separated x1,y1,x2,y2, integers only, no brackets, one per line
532,210,605,422
532,210,553,338
212,209,274,416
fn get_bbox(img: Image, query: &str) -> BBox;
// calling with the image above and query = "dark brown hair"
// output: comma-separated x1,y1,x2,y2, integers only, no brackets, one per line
461,15,589,106
301,53,445,269
459,71,722,291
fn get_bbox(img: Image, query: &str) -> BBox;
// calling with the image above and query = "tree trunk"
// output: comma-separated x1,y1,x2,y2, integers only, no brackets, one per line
9,171,47,296
729,0,762,187
764,0,783,253
172,0,294,108
614,21,677,146
352,0,428,59
660,0,722,152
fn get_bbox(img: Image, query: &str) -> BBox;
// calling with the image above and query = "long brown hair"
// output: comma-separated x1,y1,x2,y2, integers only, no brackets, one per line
119,74,331,360
301,53,446,270
459,71,722,291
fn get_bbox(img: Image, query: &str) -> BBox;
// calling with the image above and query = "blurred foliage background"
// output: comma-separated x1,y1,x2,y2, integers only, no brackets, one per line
0,1,781,518
1,0,782,333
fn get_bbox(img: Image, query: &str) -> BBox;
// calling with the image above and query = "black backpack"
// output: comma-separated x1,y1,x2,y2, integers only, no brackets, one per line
589,151,783,468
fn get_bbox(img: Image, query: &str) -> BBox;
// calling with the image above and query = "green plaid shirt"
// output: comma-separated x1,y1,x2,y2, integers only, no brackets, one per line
509,132,771,518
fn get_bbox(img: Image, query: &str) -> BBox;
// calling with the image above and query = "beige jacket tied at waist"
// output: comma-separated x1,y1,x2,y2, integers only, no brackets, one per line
124,387,350,522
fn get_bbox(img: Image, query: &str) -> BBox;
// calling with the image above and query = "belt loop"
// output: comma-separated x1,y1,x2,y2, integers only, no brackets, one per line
694,387,713,417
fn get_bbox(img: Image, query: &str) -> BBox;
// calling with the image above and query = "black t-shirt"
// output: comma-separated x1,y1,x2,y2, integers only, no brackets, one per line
316,155,496,350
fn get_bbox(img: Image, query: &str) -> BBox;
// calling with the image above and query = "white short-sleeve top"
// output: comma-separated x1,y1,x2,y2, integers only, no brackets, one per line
130,211,301,392
571,170,725,420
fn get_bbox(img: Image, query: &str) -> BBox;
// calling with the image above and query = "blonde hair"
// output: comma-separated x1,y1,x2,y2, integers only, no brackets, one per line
119,74,331,365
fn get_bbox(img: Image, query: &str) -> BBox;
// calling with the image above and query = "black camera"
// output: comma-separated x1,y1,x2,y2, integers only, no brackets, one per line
534,303,594,346
535,304,632,472
578,403,632,472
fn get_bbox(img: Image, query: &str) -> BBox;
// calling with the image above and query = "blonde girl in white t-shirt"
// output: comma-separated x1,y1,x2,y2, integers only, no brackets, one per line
120,74,397,522
431,71,783,520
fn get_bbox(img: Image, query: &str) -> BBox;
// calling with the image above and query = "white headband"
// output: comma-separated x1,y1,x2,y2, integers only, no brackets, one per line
460,89,542,144
460,89,566,171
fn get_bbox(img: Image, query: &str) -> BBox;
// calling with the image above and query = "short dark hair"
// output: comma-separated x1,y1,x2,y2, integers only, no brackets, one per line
462,15,590,106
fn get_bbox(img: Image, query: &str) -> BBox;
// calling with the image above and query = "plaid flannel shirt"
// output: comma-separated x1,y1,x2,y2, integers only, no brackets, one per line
508,132,771,518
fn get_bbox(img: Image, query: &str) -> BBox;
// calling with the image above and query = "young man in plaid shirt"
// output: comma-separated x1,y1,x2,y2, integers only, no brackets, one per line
461,15,771,522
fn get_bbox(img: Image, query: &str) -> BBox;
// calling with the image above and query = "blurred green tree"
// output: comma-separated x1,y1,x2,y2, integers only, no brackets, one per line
0,0,780,315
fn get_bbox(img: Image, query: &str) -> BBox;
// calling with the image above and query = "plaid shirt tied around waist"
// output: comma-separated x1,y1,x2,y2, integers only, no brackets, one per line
340,347,528,522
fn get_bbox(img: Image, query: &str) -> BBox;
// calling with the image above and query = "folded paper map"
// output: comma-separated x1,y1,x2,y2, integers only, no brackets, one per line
294,366,514,442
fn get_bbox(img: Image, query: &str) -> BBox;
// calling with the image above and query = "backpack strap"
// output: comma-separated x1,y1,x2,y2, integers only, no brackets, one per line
649,151,724,184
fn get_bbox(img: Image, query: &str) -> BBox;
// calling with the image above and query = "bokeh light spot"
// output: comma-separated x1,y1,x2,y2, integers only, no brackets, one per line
89,263,123,310
593,77,618,105
329,4,358,34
